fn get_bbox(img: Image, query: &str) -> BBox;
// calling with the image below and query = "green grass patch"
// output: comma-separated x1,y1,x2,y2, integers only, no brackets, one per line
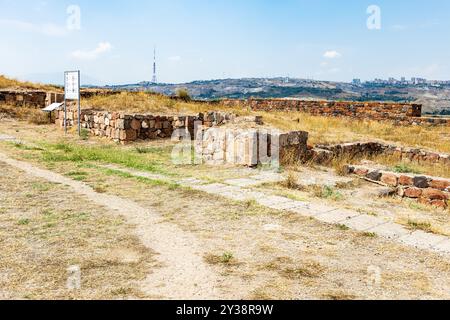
407,220,433,233
393,164,421,174
18,218,30,226
40,141,171,175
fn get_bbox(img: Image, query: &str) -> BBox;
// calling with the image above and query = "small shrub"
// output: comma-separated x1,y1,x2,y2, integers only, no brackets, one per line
204,252,236,265
313,185,344,201
176,88,191,102
336,224,350,231
407,220,432,233
282,171,301,190
362,232,377,238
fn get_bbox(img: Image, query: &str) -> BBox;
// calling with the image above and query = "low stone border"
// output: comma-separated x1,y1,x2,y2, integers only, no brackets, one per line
314,141,449,165
346,164,450,209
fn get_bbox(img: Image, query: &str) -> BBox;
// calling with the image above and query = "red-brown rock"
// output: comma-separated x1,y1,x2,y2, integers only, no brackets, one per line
399,175,414,186
354,168,369,176
422,188,448,200
381,173,399,187
404,187,423,198
431,200,448,209
430,179,450,191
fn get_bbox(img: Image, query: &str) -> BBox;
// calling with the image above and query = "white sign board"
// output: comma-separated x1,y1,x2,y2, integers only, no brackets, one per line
64,71,80,100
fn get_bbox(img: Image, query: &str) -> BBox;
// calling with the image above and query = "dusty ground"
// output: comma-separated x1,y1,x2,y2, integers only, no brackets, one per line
1,119,450,300
0,162,158,300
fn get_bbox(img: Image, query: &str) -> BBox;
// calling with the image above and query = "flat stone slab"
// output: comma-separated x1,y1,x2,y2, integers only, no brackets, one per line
399,231,448,250
250,172,284,183
315,209,360,224
343,215,387,232
432,239,450,254
0,134,15,141
263,224,282,231
224,178,261,187
255,195,293,209
178,178,204,186
367,222,410,240
193,183,230,194
307,203,340,216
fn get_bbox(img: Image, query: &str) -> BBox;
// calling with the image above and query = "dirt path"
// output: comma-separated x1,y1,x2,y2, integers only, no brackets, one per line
0,152,227,300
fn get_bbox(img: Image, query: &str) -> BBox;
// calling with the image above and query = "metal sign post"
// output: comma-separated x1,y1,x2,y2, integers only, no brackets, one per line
64,71,81,136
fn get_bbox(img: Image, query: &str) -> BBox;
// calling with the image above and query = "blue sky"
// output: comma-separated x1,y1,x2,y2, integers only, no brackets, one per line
1,0,449,84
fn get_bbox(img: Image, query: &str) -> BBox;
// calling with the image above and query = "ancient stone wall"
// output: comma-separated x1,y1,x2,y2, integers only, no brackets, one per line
312,142,449,165
55,108,201,143
199,128,309,167
54,108,263,144
346,164,449,208
221,98,449,126
0,90,64,108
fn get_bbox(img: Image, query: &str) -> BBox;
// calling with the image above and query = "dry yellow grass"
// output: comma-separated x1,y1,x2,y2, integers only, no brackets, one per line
82,92,449,153
0,104,51,125
0,75,61,91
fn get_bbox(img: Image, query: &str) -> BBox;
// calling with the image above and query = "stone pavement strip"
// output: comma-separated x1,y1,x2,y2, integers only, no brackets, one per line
105,165,450,257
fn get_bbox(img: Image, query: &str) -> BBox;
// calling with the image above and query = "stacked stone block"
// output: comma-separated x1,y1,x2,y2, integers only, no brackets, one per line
346,165,449,208
199,127,308,167
55,109,201,143
313,141,449,165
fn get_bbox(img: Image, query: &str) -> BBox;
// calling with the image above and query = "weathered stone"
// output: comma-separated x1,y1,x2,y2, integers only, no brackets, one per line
354,168,369,176
399,175,414,186
130,119,141,130
366,170,382,181
414,176,429,188
422,188,448,200
381,172,399,187
431,200,448,209
404,187,423,198
430,179,450,191
119,129,137,141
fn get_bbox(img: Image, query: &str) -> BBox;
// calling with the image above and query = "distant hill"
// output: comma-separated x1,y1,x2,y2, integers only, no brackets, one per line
102,77,450,114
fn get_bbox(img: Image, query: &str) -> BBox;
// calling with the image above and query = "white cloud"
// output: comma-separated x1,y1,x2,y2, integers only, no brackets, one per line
70,42,113,61
0,19,67,37
323,50,341,59
168,56,181,62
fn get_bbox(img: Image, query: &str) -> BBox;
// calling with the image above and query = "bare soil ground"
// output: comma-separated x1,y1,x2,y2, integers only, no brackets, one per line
2,119,450,300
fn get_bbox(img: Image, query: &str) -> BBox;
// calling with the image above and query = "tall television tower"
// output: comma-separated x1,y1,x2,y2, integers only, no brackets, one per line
152,46,157,84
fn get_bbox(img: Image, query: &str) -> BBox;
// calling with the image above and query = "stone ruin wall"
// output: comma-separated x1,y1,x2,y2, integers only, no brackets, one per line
0,90,64,108
55,108,261,144
221,98,450,126
346,164,449,209
312,142,449,166
199,129,308,167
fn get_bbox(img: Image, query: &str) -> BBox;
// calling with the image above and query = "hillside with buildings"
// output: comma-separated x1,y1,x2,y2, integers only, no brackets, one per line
103,77,450,115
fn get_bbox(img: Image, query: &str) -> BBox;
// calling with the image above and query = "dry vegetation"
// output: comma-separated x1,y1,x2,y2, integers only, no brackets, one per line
0,75,61,92
0,104,51,125
0,162,157,299
83,92,450,154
